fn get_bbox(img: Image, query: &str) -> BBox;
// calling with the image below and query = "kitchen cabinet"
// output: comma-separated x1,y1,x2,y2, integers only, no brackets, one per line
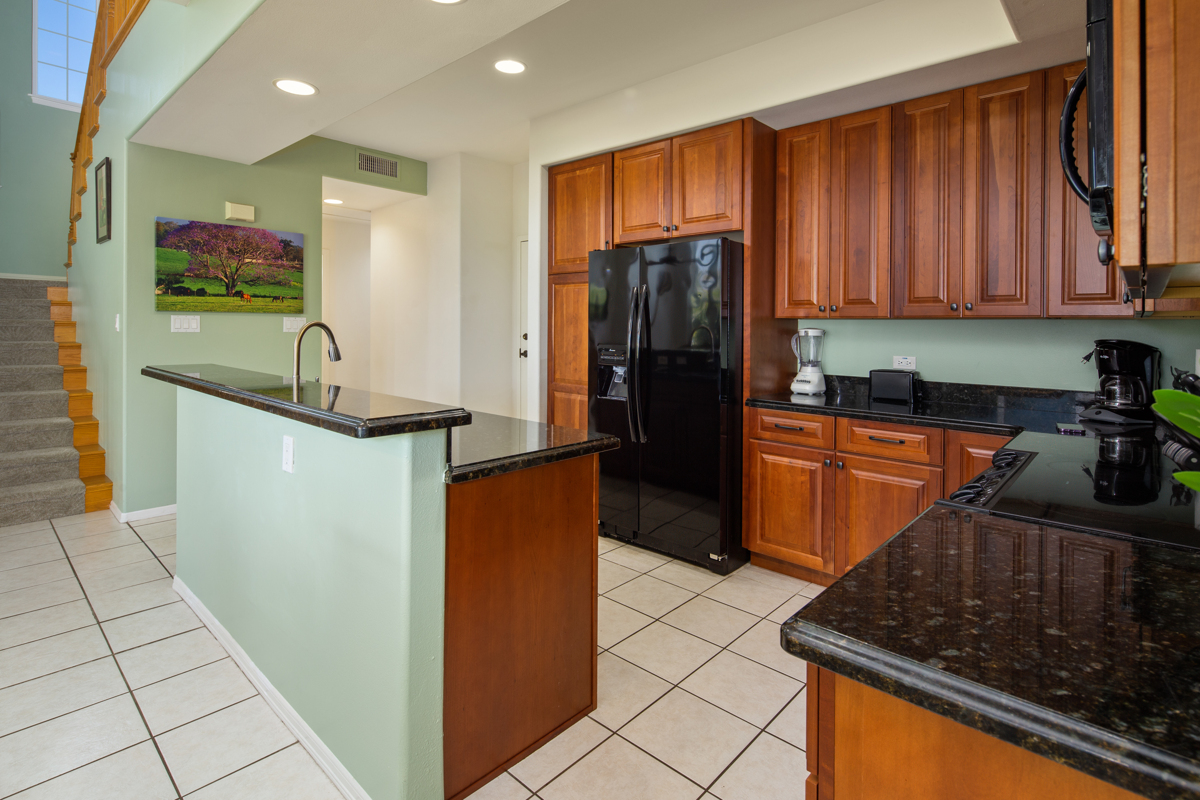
892,90,964,318
836,417,943,465
749,406,835,449
613,121,744,245
837,453,943,573
548,154,612,274
962,71,1045,317
944,429,1011,495
1045,61,1133,317
775,120,830,317
829,107,891,318
745,438,835,575
547,274,589,430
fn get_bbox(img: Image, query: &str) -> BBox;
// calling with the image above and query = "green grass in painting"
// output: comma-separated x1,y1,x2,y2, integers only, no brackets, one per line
155,247,304,314
155,297,305,313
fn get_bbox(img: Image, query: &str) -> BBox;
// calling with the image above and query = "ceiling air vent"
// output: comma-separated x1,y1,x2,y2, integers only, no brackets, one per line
357,151,399,179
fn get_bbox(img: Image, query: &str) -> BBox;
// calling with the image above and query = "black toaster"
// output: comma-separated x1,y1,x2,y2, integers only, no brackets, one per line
869,369,920,404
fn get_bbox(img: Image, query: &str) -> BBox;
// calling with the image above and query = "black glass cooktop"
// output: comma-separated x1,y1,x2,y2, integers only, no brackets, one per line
976,430,1200,550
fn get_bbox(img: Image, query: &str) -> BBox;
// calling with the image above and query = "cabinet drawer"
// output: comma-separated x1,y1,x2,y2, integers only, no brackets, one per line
749,408,835,450
836,417,943,465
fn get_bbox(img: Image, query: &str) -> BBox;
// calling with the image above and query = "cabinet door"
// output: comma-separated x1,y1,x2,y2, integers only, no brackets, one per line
672,120,743,237
1045,62,1133,317
775,120,830,318
548,154,612,275
613,139,672,244
830,107,891,319
837,454,942,572
963,72,1045,317
944,430,1011,496
547,274,589,430
746,438,835,575
893,90,964,318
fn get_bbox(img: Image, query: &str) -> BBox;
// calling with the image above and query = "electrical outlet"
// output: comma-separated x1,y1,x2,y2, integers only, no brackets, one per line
282,436,294,473
893,356,916,370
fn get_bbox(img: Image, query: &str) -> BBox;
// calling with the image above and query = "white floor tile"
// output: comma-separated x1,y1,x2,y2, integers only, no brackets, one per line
467,771,533,800
160,554,176,576
117,627,227,689
79,559,169,597
69,543,155,576
597,559,639,594
132,520,176,541
661,596,757,648
0,579,83,620
134,658,256,735
146,535,176,557
88,578,179,622
101,601,201,653
710,733,806,800
701,575,794,618
0,559,73,595
0,694,148,797
157,696,296,794
765,688,806,752
620,688,757,787
597,537,623,556
62,529,141,558
0,625,110,690
601,545,671,574
0,543,64,573
680,651,801,729
727,621,807,682
597,597,653,650
51,510,118,527
731,564,812,595
539,736,701,800
766,595,811,625
646,561,727,595
185,742,343,800
53,517,127,541
509,716,609,791
0,530,57,555
0,521,53,539
8,740,176,800
0,600,93,651
796,582,825,600
0,657,126,737
591,652,670,731
609,622,718,685
130,514,176,530
605,575,695,619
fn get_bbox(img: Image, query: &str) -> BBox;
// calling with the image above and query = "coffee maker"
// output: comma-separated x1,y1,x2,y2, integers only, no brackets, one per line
1079,339,1161,426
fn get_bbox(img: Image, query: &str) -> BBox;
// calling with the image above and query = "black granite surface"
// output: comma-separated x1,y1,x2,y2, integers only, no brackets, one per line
783,505,1200,800
748,375,1093,436
447,410,619,484
143,364,471,438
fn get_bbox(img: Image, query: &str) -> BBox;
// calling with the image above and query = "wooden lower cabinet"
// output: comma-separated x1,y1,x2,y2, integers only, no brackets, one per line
547,273,589,430
944,429,1012,496
746,438,836,574
836,454,942,573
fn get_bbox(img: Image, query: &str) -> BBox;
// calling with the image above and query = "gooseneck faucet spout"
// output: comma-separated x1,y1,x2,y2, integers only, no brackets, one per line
293,322,342,397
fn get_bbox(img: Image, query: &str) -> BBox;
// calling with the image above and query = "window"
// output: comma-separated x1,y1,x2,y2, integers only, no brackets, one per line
33,0,96,108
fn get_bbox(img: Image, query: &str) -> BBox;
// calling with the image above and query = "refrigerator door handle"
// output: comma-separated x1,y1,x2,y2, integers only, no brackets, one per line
633,285,648,443
624,286,639,442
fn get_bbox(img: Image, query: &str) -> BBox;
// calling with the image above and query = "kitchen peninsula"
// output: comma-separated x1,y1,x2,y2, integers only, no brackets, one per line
141,364,618,800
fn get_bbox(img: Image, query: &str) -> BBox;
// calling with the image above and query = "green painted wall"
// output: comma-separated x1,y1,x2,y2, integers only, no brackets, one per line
811,318,1200,391
176,389,446,799
0,1,77,277
272,136,428,197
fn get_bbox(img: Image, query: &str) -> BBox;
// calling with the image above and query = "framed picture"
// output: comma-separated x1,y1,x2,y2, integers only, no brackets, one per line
95,158,111,244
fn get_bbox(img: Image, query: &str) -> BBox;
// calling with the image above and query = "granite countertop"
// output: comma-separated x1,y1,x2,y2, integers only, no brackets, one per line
143,364,471,438
748,376,1093,436
783,504,1200,800
447,410,619,484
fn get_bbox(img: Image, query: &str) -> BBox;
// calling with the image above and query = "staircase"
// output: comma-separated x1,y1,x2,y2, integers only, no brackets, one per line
0,279,112,525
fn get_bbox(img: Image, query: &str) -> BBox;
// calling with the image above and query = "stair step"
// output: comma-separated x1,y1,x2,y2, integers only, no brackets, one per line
72,415,99,447
53,321,76,343
0,321,54,343
58,342,81,366
83,475,113,513
0,365,65,392
77,444,105,478
0,280,66,300
67,390,92,417
0,390,68,422
46,286,67,302
0,478,85,527
0,447,80,489
0,342,59,366
62,365,87,391
0,418,75,453
0,299,52,320
50,301,72,322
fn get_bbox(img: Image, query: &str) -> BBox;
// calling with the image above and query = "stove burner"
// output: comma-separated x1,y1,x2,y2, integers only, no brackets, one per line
943,449,1035,509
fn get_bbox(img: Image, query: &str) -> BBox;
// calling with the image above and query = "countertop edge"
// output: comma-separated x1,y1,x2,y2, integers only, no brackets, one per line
142,366,472,437
446,435,620,484
781,620,1200,800
745,396,1023,437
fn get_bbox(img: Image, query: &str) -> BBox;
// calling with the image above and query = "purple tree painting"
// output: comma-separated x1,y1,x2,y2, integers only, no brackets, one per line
160,222,286,297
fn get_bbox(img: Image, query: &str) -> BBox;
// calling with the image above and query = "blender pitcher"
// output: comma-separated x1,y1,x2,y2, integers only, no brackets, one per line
791,329,826,395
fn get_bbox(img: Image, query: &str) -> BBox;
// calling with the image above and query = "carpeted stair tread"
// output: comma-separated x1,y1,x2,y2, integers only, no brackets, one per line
0,479,85,527
0,389,69,422
0,447,80,489
0,282,59,300
0,299,53,320
0,418,75,453
0,342,59,366
0,365,64,392
0,321,54,342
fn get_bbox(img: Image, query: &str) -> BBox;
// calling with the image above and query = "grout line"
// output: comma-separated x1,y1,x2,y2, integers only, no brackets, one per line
129,524,178,585
123,649,232,694
0,666,128,739
2,740,154,798
178,740,299,797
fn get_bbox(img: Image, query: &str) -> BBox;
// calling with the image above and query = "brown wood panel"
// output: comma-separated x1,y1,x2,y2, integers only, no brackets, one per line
613,139,672,244
836,454,942,572
963,71,1045,317
1046,61,1134,317
819,669,1144,800
444,455,598,800
807,662,824,800
1112,0,1142,270
835,417,943,465
672,120,743,237
548,154,612,275
750,552,836,588
551,391,588,432
749,407,835,449
892,90,963,318
746,438,835,574
944,429,1011,496
546,273,589,427
829,107,891,319
776,120,831,318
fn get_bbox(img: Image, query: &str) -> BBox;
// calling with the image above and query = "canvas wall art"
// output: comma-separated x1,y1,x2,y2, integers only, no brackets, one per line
154,217,304,313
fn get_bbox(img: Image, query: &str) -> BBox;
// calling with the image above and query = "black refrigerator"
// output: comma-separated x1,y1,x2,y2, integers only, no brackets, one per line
588,238,745,574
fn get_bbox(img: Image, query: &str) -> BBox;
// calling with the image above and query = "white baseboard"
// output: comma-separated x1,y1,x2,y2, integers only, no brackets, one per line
173,577,371,800
109,502,178,523
0,273,67,281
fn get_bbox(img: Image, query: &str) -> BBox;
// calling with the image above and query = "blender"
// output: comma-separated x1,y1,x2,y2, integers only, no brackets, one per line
791,329,826,395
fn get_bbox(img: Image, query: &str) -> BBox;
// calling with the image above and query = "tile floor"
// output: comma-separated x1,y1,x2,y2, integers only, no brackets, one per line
1,509,820,800
0,509,342,799
468,537,821,800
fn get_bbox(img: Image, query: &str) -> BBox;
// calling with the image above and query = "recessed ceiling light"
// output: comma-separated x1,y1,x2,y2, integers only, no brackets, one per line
494,60,526,74
274,79,317,96
323,199,343,205
430,0,465,4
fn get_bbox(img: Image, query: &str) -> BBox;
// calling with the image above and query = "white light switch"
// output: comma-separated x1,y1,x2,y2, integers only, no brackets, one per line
114,313,120,332
282,435,294,473
283,317,307,333
170,315,200,333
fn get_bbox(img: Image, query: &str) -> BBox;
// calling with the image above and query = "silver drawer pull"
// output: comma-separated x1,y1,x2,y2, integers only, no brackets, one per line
868,435,906,445
775,424,805,431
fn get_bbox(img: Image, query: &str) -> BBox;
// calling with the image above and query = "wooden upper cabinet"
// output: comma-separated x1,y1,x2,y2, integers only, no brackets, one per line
776,120,830,318
892,90,964,318
963,71,1045,317
613,139,672,244
1046,61,1133,317
672,120,743,237
547,274,590,430
746,439,835,574
829,107,891,319
548,154,612,275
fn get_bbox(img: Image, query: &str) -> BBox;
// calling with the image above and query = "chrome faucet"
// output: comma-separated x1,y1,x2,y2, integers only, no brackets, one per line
293,322,341,397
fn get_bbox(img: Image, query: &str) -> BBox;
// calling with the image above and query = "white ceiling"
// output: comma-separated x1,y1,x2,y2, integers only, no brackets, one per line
321,176,416,213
